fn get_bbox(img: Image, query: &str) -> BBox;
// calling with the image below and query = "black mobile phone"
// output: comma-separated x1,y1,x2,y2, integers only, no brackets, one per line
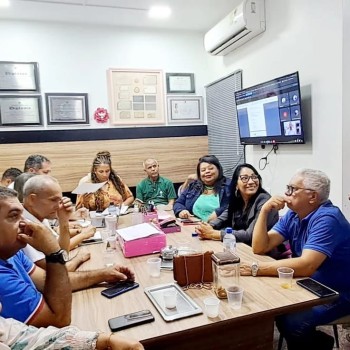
296,278,338,298
108,310,155,332
101,281,139,299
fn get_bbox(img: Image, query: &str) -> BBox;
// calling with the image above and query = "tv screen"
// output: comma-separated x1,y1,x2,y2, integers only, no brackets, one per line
235,72,305,145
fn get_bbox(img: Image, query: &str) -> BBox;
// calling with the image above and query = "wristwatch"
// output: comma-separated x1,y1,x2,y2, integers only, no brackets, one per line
251,261,259,277
45,249,69,264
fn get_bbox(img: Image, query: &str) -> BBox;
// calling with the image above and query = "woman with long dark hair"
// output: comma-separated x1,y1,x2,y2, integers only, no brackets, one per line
174,155,231,222
76,151,134,211
196,163,278,245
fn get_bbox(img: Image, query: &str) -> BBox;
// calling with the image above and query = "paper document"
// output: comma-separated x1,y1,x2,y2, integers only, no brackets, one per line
117,223,161,241
72,181,107,195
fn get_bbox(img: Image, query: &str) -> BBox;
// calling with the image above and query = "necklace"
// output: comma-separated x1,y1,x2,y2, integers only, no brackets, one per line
204,185,214,190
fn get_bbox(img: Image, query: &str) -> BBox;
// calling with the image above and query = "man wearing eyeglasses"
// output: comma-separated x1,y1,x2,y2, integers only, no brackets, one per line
241,168,350,349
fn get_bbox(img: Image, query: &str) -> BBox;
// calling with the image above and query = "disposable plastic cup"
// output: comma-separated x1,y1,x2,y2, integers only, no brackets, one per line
103,250,116,267
226,285,244,310
203,297,220,318
147,257,161,277
106,236,116,251
277,267,294,289
163,288,178,309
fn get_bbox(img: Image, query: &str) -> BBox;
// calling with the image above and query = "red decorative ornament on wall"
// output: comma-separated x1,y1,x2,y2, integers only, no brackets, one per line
94,107,109,123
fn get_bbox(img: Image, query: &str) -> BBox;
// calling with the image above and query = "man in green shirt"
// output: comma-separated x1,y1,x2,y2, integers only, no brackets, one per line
136,158,176,206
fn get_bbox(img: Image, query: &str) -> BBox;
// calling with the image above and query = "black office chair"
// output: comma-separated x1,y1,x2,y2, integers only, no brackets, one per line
277,315,350,349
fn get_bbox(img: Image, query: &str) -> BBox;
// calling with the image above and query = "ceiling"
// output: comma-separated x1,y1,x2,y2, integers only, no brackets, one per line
0,0,240,32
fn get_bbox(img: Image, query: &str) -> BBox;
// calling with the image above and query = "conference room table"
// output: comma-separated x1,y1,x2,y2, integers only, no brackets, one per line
71,213,336,350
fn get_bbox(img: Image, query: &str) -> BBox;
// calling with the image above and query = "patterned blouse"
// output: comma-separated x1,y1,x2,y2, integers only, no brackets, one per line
0,316,98,349
76,176,133,211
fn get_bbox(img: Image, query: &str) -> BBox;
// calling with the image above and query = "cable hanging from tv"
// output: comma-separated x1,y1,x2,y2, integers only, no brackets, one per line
259,144,278,170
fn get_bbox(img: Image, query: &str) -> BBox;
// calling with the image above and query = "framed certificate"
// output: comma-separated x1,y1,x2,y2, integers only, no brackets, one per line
45,93,89,125
0,95,42,126
167,96,203,125
166,73,195,93
0,61,40,92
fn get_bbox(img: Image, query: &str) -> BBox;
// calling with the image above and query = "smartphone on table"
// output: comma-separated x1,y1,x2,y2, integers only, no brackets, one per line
296,278,338,298
108,310,155,331
101,281,139,299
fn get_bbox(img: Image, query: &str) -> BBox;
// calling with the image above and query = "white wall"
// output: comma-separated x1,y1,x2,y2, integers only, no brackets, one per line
0,20,208,130
204,0,345,210
1,0,349,215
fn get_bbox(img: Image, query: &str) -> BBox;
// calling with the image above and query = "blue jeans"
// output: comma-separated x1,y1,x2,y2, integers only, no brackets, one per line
276,295,350,349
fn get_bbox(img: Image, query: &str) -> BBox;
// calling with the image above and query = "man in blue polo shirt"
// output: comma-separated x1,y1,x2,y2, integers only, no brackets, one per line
240,168,350,349
136,158,176,206
0,186,71,327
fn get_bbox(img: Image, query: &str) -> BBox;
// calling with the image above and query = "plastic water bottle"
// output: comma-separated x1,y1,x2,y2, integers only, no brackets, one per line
223,227,236,253
191,232,202,253
132,204,143,225
108,202,117,216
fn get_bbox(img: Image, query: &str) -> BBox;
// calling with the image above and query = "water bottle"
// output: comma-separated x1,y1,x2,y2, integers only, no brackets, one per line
191,232,202,253
108,202,117,216
223,227,236,253
132,204,143,225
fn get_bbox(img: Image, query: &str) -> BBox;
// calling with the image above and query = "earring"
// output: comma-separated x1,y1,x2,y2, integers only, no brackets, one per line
235,188,239,197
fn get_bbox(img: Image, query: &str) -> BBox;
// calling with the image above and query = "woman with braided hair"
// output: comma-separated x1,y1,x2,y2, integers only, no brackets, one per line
76,151,134,211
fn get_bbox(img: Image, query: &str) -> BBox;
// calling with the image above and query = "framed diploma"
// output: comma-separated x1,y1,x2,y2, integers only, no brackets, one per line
0,95,42,126
166,73,195,94
45,93,89,125
167,96,203,125
0,61,40,92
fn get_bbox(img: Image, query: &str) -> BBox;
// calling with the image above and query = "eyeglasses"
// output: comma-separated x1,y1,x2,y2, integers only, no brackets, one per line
285,185,315,196
239,175,259,183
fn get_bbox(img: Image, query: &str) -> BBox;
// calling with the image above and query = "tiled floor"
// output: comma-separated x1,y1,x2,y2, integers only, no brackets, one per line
273,325,350,349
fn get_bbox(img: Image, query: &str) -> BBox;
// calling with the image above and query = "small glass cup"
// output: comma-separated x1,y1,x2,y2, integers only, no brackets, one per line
147,257,161,277
277,267,294,289
203,297,220,318
226,285,244,310
106,236,116,251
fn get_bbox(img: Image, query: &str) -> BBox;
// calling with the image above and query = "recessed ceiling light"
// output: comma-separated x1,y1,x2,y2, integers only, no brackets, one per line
148,5,171,19
0,0,10,7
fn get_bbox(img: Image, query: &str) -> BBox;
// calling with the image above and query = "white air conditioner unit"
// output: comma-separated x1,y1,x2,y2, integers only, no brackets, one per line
204,0,266,56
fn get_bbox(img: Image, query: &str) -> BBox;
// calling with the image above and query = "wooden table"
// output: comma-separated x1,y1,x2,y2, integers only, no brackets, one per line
71,215,336,349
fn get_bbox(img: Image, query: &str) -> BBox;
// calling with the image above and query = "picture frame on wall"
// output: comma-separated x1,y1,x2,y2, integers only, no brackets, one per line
166,73,195,94
0,61,40,92
0,95,43,126
45,93,89,125
107,68,165,125
167,96,203,125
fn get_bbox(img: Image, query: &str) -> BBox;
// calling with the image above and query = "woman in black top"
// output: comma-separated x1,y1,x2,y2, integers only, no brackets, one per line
196,163,279,245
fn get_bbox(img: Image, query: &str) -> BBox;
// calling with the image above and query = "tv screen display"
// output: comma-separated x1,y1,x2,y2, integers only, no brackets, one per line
235,72,305,145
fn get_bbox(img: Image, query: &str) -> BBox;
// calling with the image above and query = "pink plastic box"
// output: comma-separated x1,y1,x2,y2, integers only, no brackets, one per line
117,231,166,258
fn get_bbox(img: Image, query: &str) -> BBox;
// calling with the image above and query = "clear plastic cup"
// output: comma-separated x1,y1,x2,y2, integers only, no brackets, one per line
106,236,116,251
163,288,178,309
277,267,294,289
147,257,161,277
226,285,244,310
203,297,220,318
105,215,117,236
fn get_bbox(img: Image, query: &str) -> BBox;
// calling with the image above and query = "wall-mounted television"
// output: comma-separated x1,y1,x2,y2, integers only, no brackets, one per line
235,72,305,145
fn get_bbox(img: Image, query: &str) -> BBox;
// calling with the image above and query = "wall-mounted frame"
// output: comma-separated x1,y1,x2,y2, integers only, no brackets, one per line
167,96,203,125
0,95,42,126
107,68,165,125
45,93,89,125
0,61,40,92
166,73,195,94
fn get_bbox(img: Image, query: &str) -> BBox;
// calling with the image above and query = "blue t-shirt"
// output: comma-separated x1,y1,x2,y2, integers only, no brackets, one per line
0,250,43,323
273,200,350,299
